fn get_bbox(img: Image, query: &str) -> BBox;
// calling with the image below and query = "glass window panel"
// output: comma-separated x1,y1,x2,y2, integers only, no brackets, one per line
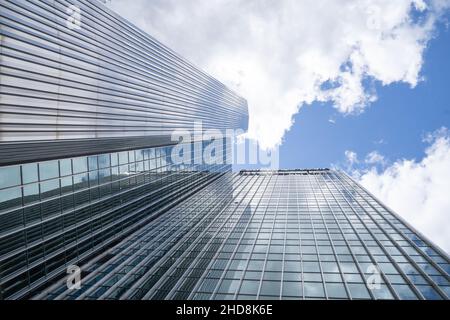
89,171,99,186
0,166,21,189
418,263,441,276
376,262,397,275
442,286,450,298
341,262,359,273
60,177,73,194
371,284,395,300
324,273,343,283
260,280,280,296
119,165,129,175
303,273,322,282
393,284,419,300
88,156,98,171
40,179,60,199
98,169,111,184
430,275,449,286
263,272,281,281
239,280,259,295
23,183,39,204
229,259,246,271
284,261,301,272
386,274,407,285
39,161,59,180
303,261,320,272
268,253,282,261
243,271,261,280
348,283,371,299
0,187,22,211
136,150,144,162
225,270,243,279
111,153,118,167
73,173,89,190
218,280,240,294
344,273,364,283
304,282,325,298
22,163,38,184
302,246,317,254
322,262,339,273
199,279,219,293
407,274,429,285
282,281,302,297
60,159,72,177
119,152,128,165
111,167,119,180
98,154,111,169
438,263,450,275
247,260,264,271
265,260,282,272
129,151,135,163
416,285,443,300
326,283,348,299
398,263,419,275
283,272,302,282
149,157,156,170
72,157,88,174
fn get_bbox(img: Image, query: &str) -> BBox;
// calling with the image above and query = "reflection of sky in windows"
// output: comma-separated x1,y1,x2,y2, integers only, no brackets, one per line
0,139,232,299
1,165,449,300
0,166,20,188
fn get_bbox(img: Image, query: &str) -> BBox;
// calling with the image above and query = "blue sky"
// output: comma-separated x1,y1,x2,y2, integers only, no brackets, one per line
280,23,450,170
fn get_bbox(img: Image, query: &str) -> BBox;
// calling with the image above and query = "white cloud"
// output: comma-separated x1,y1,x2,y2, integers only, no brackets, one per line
365,151,386,165
345,150,360,166
109,0,450,149
357,128,450,253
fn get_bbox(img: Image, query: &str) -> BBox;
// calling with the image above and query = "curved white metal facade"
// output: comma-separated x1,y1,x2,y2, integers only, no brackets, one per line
0,0,248,163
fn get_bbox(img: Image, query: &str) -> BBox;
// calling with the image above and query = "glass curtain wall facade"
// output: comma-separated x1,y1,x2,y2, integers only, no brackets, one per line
0,140,232,299
34,170,450,300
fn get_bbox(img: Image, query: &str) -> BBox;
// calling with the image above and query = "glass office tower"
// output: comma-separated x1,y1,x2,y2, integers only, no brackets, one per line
0,0,247,299
34,170,449,300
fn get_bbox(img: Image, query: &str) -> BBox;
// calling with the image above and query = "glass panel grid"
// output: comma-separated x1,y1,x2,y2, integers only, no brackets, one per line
31,170,450,300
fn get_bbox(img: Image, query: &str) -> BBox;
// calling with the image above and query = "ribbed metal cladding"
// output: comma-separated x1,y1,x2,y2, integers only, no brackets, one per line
0,0,249,163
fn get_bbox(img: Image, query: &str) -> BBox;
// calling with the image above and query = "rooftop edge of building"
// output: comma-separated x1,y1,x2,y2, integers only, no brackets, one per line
239,169,331,175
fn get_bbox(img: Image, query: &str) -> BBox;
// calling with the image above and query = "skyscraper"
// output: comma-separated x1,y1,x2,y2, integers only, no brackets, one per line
33,170,450,300
0,0,247,299
1,1,449,302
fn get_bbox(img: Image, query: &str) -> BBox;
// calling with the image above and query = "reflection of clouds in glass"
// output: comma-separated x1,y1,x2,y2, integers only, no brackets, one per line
73,157,88,174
